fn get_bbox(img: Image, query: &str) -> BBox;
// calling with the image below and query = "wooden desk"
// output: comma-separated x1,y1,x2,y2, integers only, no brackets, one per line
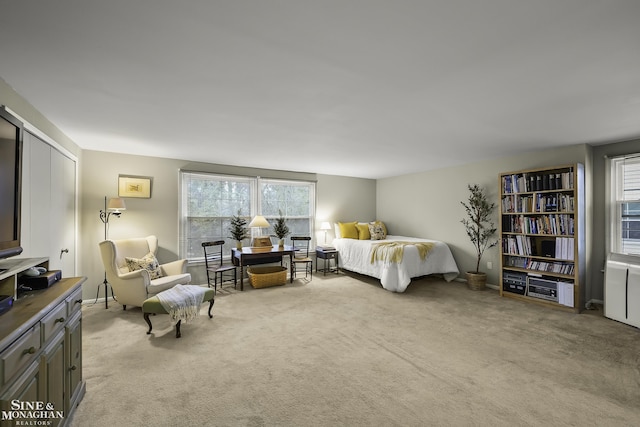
231,245,295,290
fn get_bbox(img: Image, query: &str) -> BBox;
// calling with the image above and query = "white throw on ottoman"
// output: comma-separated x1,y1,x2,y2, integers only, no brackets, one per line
142,285,215,338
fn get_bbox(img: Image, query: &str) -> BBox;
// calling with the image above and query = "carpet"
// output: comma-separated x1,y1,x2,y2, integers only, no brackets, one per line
70,272,640,427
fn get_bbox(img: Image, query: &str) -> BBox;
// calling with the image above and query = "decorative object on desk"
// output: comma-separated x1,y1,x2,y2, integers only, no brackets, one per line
98,196,126,307
460,184,498,290
320,222,332,245
252,236,273,248
272,210,290,247
118,175,152,198
229,211,249,249
248,215,271,247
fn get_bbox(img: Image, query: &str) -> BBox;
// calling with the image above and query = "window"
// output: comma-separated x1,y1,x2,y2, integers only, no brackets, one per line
180,172,315,261
610,155,640,256
259,178,315,241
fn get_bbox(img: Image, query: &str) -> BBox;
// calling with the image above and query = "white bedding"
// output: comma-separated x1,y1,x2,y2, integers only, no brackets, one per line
332,235,459,292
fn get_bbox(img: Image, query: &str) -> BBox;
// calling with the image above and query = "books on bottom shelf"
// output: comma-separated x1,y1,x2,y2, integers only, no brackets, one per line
557,281,574,307
526,274,574,307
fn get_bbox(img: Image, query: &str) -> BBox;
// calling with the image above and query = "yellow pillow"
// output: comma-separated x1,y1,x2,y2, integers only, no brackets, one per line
371,220,387,238
356,223,371,240
338,221,358,239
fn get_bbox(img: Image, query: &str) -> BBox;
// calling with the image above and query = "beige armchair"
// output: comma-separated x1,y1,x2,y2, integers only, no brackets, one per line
99,235,191,310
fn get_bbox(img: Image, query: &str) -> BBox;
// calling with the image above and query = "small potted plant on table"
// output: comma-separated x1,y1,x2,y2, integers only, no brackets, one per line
229,211,249,249
461,184,498,290
272,210,290,247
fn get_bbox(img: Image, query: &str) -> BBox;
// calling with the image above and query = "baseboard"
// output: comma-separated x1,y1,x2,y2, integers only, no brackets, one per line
456,276,498,290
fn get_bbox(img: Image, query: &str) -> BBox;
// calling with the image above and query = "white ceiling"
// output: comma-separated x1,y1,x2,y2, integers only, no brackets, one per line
1,1,639,179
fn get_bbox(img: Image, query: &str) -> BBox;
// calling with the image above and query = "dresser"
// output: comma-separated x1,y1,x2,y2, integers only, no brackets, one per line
0,276,86,426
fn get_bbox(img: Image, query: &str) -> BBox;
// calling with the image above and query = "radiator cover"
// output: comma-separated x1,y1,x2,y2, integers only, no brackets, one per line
604,253,640,328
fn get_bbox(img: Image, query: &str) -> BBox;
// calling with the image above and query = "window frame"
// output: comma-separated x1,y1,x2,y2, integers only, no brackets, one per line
608,154,640,258
179,171,316,262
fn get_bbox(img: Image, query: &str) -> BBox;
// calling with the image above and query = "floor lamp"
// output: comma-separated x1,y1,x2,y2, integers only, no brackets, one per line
97,196,126,309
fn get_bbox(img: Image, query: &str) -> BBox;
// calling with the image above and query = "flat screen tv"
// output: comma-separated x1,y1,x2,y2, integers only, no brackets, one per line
0,106,23,260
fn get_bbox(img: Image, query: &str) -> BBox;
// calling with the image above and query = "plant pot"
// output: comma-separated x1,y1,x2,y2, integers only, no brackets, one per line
236,241,242,250
465,271,487,291
278,238,284,247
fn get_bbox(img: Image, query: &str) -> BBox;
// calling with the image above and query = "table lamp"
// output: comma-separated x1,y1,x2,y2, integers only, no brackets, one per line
248,215,271,247
320,222,331,245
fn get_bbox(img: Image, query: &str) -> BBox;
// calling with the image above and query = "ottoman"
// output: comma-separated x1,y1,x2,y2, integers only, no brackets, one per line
142,286,215,338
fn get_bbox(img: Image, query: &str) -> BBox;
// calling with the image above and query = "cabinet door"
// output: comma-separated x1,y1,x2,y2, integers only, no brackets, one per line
0,361,43,427
66,312,83,413
43,331,65,427
626,264,640,328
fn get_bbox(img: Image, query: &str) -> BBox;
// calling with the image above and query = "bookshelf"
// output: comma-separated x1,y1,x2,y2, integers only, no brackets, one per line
499,164,585,313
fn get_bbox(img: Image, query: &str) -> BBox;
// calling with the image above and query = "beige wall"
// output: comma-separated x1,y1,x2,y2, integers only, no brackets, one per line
591,138,640,301
377,144,597,303
1,77,81,159
79,150,376,299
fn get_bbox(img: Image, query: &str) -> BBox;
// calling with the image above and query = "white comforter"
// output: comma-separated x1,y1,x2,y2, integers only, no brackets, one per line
332,235,459,293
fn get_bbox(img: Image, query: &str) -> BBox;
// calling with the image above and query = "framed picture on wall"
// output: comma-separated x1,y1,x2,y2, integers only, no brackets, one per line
118,175,152,198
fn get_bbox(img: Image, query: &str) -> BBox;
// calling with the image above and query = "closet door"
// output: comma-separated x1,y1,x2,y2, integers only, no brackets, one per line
27,133,52,258
22,132,76,275
49,148,76,273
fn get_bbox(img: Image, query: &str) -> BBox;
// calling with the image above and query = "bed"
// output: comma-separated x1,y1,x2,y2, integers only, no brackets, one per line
332,235,460,293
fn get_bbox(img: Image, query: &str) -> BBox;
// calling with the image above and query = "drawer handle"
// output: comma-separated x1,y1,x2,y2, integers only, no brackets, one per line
22,346,36,355
75,299,82,304
69,365,77,371
55,317,65,323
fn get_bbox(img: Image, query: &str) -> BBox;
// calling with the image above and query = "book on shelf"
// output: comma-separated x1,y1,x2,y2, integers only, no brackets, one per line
317,245,336,251
557,281,574,307
555,237,574,261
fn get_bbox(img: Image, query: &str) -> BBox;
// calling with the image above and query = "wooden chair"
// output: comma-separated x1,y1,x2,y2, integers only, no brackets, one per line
202,240,237,292
291,236,313,280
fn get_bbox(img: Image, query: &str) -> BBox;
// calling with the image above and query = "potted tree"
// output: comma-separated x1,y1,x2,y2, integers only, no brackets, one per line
461,184,498,290
272,210,290,247
229,211,249,250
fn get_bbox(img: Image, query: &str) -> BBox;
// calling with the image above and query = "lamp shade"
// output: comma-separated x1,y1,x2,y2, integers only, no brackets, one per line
320,222,331,230
107,198,126,212
248,215,270,228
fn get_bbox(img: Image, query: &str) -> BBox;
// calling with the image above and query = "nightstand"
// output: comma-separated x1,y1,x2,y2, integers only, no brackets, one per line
316,247,339,275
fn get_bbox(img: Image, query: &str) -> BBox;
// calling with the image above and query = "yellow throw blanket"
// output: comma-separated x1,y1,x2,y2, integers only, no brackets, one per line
370,241,435,264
